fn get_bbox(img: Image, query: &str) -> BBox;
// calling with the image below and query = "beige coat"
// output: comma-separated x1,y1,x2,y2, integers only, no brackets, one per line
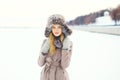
38,37,72,80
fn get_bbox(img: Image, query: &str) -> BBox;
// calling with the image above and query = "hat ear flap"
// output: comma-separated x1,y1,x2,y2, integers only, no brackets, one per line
62,24,72,36
45,27,51,37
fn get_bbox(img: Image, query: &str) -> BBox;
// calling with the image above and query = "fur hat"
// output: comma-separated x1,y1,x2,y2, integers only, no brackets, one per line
44,14,72,37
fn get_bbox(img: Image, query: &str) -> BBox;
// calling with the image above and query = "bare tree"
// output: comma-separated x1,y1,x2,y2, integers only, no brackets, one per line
111,5,120,25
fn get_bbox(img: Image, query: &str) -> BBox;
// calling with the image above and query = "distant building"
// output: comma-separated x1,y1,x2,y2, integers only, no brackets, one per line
91,11,114,26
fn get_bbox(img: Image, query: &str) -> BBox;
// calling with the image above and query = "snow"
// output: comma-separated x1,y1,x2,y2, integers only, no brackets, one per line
0,27,120,80
69,28,120,80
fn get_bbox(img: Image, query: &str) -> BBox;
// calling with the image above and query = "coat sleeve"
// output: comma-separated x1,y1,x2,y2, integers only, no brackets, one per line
61,41,72,69
38,53,46,67
37,39,48,67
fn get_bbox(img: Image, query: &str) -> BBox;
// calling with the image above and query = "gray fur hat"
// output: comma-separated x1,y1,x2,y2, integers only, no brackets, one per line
45,14,72,37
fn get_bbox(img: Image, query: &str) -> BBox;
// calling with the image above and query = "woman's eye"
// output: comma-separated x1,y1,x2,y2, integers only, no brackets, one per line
52,25,61,29
58,26,61,29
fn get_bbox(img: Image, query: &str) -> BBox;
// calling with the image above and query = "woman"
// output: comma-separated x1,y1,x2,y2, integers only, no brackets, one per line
38,14,73,80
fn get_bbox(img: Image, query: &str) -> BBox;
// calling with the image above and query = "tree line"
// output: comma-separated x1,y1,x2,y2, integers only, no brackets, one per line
111,5,120,25
67,4,120,26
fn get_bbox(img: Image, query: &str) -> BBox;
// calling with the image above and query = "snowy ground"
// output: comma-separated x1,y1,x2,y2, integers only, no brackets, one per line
0,27,120,80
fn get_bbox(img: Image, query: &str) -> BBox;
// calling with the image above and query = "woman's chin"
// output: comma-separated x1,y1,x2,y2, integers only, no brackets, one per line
54,34,61,37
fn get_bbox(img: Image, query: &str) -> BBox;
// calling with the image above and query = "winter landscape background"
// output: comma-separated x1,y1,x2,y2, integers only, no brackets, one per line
0,0,120,80
0,24,120,80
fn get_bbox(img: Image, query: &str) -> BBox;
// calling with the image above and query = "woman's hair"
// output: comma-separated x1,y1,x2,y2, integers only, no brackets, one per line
49,32,64,55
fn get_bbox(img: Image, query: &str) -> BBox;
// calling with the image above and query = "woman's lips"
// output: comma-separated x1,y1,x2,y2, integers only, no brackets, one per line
55,32,59,34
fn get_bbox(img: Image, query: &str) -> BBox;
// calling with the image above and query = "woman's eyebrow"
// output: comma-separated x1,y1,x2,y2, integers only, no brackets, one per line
52,26,55,28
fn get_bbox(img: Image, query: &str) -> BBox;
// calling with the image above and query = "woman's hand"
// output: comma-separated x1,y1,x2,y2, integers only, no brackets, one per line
41,39,50,55
54,38,63,49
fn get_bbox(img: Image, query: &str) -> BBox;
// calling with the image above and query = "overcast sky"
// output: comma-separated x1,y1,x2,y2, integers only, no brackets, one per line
0,0,120,27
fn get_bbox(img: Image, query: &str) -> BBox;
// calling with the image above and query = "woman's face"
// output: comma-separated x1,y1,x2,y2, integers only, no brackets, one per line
51,24,62,37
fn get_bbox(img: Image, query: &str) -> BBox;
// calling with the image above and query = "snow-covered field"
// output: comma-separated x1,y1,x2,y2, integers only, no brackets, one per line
0,26,120,80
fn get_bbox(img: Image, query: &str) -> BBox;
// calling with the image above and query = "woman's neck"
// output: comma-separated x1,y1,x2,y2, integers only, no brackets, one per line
54,36,60,40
